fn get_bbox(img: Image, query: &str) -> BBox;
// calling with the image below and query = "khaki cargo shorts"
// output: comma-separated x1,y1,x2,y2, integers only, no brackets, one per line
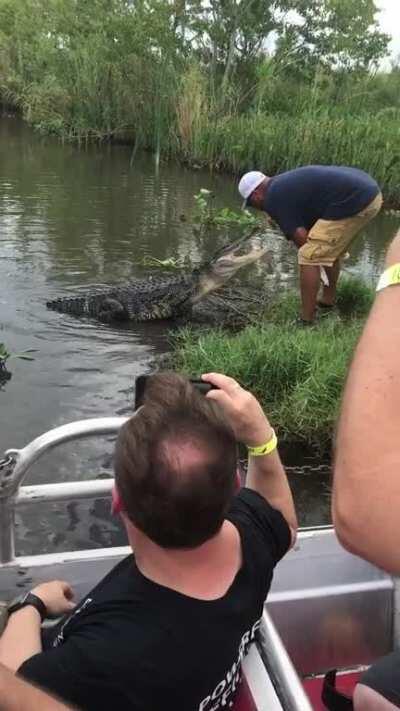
298,192,383,267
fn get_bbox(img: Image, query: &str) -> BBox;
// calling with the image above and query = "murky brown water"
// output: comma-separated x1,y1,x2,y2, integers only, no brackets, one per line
0,116,398,554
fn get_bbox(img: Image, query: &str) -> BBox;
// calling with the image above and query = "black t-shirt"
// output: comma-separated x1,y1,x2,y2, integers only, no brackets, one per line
19,488,290,711
264,165,379,238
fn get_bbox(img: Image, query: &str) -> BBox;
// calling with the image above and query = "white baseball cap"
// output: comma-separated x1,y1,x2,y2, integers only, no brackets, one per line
238,171,266,208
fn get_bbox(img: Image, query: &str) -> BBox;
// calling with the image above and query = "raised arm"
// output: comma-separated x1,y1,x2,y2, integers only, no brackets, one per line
202,373,297,545
333,231,400,573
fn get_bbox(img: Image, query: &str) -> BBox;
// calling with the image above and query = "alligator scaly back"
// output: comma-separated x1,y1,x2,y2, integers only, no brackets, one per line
46,274,194,323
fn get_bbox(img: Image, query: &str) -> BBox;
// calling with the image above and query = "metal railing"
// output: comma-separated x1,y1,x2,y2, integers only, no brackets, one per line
258,611,313,711
0,417,128,564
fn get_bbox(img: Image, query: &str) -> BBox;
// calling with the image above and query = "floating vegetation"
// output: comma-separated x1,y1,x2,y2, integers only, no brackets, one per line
140,256,182,270
0,343,36,380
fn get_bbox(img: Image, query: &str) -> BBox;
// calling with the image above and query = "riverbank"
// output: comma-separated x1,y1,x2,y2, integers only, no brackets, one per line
170,278,373,452
3,107,400,208
2,2,400,204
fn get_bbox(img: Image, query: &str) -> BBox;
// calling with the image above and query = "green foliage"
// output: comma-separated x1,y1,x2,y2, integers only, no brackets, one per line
140,256,182,270
189,111,400,204
0,0,397,201
193,189,261,230
0,343,35,371
170,279,374,449
336,276,375,317
276,0,389,72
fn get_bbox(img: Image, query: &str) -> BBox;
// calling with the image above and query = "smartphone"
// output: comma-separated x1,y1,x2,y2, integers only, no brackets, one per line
134,375,218,410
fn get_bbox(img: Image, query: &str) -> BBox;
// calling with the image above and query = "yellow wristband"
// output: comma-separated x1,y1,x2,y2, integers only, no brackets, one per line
247,429,277,457
376,263,400,292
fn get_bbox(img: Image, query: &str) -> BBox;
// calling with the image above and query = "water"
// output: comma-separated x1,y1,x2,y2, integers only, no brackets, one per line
0,117,398,554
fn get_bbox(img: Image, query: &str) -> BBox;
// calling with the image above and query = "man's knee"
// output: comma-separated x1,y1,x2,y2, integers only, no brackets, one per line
354,683,399,710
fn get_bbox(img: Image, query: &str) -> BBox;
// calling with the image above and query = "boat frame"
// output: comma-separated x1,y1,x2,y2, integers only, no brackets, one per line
0,418,397,710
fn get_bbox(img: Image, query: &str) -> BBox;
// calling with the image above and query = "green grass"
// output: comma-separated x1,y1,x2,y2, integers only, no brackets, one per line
170,278,373,450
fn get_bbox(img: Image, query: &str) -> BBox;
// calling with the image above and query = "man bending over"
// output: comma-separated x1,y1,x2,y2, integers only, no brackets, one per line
238,165,382,324
0,372,297,711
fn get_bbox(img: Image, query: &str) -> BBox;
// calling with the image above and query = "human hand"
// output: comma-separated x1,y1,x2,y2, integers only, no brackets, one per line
31,581,75,617
202,373,273,447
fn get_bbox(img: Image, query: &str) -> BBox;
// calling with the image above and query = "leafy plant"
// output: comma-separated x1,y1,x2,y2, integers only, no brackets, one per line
193,189,261,231
0,343,36,371
140,256,182,270
193,189,215,226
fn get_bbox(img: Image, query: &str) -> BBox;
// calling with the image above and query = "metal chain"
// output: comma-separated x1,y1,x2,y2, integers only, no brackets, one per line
240,459,330,476
0,452,17,489
285,464,331,475
0,454,14,470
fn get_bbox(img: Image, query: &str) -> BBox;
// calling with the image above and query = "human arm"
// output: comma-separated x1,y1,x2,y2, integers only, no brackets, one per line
332,231,400,573
0,663,71,710
202,373,297,545
0,582,75,671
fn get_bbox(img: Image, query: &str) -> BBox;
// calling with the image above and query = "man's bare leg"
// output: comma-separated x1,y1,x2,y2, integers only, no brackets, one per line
320,260,340,306
299,264,320,322
354,683,399,710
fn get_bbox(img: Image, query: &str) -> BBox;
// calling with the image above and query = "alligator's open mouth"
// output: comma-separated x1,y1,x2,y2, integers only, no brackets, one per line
190,233,271,304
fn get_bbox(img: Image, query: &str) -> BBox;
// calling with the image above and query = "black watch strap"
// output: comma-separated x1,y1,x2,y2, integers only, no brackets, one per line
8,592,47,622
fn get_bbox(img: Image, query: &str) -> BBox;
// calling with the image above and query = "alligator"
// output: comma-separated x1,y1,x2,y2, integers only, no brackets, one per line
46,235,270,324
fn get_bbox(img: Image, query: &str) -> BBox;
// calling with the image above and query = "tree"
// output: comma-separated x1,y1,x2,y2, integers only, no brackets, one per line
276,0,389,72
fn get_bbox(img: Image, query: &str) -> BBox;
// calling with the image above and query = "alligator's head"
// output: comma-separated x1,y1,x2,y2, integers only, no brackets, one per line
189,233,271,305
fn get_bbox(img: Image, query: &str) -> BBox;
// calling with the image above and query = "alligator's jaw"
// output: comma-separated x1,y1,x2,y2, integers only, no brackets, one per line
189,234,271,304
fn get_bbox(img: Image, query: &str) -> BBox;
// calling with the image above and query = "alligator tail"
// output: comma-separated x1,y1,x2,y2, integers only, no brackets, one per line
46,297,87,315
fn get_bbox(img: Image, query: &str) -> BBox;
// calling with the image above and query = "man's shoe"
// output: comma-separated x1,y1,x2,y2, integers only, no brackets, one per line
317,300,336,309
295,317,314,327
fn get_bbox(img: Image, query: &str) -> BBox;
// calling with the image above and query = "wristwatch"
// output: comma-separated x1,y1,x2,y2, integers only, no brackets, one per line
7,591,47,622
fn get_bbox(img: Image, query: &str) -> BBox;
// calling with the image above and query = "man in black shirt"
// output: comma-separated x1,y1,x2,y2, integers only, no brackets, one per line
238,165,382,324
0,372,297,711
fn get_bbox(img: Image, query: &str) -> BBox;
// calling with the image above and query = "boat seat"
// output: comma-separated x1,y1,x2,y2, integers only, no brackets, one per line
303,670,361,710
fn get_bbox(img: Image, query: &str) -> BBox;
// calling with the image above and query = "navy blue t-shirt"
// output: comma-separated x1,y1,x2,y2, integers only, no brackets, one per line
264,165,379,239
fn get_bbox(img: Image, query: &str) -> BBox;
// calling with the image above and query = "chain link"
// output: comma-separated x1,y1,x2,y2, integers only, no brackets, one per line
240,458,330,475
0,452,16,489
0,454,14,471
285,464,331,475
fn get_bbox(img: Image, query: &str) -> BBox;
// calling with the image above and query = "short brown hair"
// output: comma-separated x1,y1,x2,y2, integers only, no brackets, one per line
114,372,237,548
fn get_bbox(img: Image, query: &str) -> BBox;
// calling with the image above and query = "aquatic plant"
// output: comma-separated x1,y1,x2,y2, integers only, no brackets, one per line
193,189,261,229
0,343,35,372
140,256,182,270
170,279,374,450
